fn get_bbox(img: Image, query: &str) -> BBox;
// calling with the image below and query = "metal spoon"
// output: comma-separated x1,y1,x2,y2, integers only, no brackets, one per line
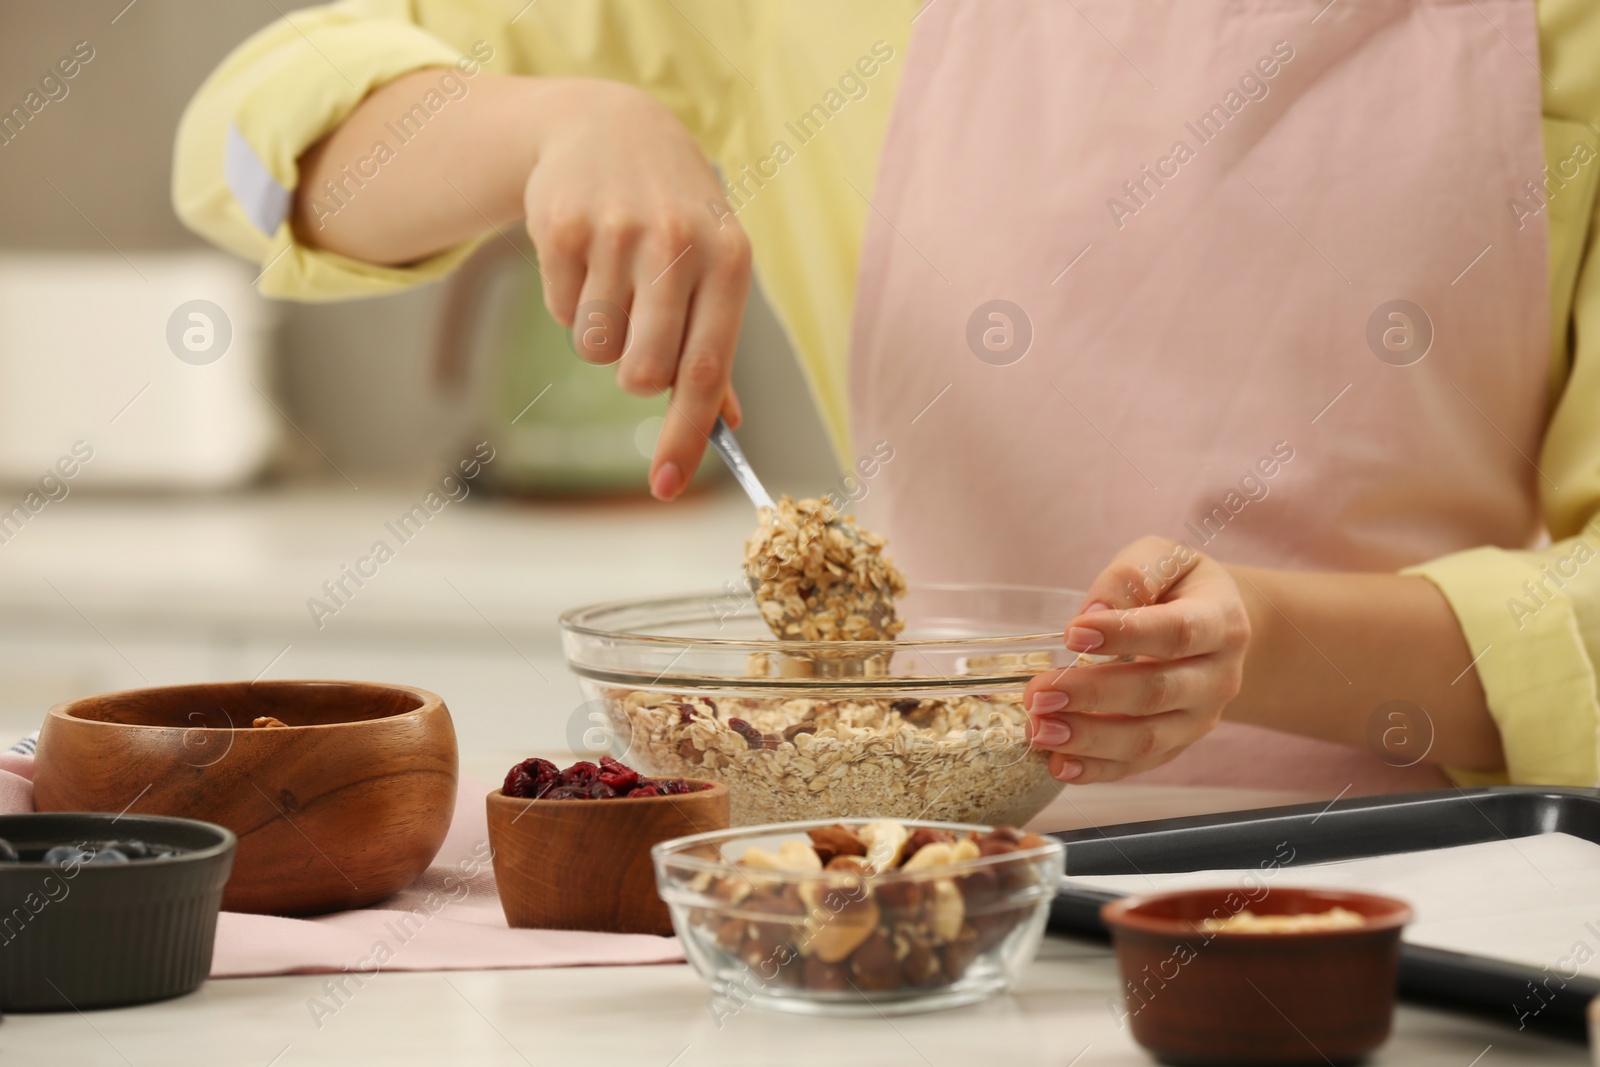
708,417,775,511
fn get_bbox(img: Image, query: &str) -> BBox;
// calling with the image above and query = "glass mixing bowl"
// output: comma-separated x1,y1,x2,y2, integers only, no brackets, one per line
653,819,1065,1016
560,583,1093,827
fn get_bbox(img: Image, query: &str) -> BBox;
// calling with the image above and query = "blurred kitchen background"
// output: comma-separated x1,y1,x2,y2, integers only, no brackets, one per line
0,1,836,771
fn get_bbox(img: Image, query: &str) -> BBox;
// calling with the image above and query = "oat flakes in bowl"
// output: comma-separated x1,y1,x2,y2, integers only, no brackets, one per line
560,584,1100,827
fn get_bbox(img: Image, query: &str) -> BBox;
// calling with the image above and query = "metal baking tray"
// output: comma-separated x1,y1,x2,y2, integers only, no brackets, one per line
1046,786,1600,1037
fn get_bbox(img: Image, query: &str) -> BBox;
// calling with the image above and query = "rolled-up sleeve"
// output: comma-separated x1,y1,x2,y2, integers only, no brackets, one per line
173,0,756,302
172,1,480,299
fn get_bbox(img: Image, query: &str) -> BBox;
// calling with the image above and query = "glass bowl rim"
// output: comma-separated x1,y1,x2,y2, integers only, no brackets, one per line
560,581,1082,653
651,817,1064,884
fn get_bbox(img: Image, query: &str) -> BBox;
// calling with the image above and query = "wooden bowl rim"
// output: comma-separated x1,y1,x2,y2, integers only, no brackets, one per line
487,779,729,810
1101,886,1413,939
45,679,446,732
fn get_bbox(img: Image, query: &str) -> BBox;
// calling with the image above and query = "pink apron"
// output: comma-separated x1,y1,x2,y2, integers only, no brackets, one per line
851,0,1549,794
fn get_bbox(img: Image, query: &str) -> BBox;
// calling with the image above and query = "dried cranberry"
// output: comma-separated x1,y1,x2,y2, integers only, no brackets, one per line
588,781,619,799
503,757,560,799
628,785,663,798
597,756,639,790
560,761,600,785
542,784,589,800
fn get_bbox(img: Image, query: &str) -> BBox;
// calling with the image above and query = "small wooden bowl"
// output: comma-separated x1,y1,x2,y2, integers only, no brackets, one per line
33,680,457,916
487,781,729,935
1101,887,1411,1066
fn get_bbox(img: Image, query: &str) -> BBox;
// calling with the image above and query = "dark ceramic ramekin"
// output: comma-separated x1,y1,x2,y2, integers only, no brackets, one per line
0,812,235,1011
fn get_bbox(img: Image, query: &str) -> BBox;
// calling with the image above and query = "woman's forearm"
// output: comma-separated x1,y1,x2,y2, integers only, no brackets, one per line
1225,565,1504,771
292,70,547,265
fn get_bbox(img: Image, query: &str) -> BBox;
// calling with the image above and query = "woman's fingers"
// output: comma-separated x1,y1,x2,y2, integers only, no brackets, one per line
1059,600,1245,661
616,239,694,396
1077,535,1200,614
1026,656,1225,717
650,226,751,500
1046,752,1176,785
1029,707,1201,764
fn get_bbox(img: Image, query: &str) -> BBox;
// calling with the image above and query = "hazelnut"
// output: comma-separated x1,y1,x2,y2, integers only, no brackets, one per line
954,867,1001,912
903,827,955,863
808,824,868,866
873,877,923,919
711,917,747,952
895,928,944,988
802,956,850,991
972,908,1023,953
849,930,900,992
941,923,981,981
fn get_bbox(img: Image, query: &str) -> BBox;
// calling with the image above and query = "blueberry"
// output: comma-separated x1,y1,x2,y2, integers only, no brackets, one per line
42,845,85,865
0,837,17,862
113,839,152,860
85,848,129,864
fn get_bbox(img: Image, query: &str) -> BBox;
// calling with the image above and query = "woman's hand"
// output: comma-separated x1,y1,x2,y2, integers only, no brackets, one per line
1023,536,1251,783
523,79,750,500
295,73,749,501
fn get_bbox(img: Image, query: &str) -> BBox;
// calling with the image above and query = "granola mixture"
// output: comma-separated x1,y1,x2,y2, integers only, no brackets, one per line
606,688,1061,826
745,495,908,641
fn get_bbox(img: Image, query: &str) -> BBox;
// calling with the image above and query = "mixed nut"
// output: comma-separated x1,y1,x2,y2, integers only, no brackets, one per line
502,755,710,800
687,820,1052,995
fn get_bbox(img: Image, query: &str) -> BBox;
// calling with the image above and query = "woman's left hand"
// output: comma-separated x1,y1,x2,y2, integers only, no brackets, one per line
1024,536,1252,784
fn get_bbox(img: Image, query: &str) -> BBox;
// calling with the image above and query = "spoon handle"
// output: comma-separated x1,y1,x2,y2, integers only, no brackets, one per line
708,417,776,511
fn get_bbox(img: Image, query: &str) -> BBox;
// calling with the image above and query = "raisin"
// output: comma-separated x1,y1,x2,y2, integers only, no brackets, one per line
890,699,920,714
728,718,765,749
703,697,719,717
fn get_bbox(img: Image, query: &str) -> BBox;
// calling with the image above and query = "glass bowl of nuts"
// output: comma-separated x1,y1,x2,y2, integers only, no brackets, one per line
561,583,1096,827
653,818,1064,1015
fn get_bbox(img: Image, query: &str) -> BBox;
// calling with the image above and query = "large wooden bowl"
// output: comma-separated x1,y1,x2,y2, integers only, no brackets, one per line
34,680,457,916
487,781,729,935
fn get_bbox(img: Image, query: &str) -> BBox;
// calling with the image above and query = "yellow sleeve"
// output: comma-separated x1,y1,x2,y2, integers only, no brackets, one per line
171,0,755,301
1405,0,1600,787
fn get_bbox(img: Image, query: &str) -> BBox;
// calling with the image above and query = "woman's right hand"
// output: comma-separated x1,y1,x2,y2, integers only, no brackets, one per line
296,72,749,501
522,78,750,500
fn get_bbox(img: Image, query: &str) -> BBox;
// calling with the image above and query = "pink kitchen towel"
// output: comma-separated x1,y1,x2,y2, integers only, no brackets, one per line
0,748,686,977
208,773,687,978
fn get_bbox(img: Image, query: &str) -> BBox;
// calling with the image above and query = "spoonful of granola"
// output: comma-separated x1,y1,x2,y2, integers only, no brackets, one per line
707,418,906,641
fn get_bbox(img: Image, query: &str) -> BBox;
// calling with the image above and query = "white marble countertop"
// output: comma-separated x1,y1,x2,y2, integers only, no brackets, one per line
0,782,1588,1066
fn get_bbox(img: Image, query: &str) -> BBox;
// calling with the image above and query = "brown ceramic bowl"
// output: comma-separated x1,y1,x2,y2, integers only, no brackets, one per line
1101,887,1411,1067
33,680,457,916
487,781,728,935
